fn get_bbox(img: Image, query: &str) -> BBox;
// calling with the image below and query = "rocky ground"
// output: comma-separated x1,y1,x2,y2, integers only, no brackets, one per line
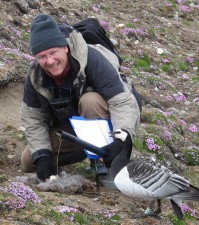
0,0,199,224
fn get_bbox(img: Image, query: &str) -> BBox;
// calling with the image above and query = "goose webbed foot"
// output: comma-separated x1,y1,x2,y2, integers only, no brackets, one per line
131,199,162,219
144,199,161,218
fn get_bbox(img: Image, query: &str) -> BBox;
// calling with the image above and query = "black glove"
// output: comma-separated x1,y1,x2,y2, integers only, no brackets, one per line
35,156,57,181
102,139,124,168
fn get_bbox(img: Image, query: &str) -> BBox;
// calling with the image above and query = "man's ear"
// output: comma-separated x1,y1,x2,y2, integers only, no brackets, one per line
64,46,69,54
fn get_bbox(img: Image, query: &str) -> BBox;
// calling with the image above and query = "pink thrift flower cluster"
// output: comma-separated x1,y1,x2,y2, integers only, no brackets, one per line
100,210,116,219
181,204,196,216
158,109,172,117
0,44,34,61
146,137,161,151
193,97,199,104
185,57,195,63
173,94,187,102
179,5,192,12
0,181,40,209
55,205,79,223
120,27,146,36
5,198,26,209
176,0,186,4
163,129,172,141
165,3,172,7
162,58,170,64
6,181,40,204
178,119,187,126
56,205,79,213
137,49,143,57
99,20,110,31
181,74,189,79
188,124,198,133
132,18,138,23
187,146,199,151
92,4,101,13
10,27,21,38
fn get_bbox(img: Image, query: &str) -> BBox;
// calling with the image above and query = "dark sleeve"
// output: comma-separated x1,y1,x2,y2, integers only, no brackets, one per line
85,47,124,101
23,75,41,108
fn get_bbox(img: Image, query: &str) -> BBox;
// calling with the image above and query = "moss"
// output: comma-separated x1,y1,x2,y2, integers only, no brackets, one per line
133,136,146,152
191,74,199,82
0,175,6,183
133,54,152,71
21,32,30,42
182,147,199,166
194,59,199,67
177,61,189,71
161,64,171,73
126,23,136,29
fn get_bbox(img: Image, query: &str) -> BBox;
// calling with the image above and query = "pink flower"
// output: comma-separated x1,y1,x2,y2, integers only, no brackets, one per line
173,94,187,102
178,119,186,126
179,5,192,12
165,96,173,101
185,57,195,63
120,28,146,36
5,198,26,209
120,28,134,35
99,20,110,31
164,130,172,141
92,4,100,13
176,0,186,4
188,124,198,133
193,97,199,104
56,206,79,213
182,74,189,79
162,59,170,64
146,138,161,151
165,3,172,7
132,18,138,23
181,204,196,217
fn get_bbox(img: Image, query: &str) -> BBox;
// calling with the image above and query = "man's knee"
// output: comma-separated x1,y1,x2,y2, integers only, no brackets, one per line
78,92,109,119
21,146,36,172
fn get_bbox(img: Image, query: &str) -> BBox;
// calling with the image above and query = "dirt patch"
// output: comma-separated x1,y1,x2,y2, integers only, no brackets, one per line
0,81,24,128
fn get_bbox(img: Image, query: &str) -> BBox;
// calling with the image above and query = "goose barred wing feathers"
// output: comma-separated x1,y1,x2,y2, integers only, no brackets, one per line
126,159,190,199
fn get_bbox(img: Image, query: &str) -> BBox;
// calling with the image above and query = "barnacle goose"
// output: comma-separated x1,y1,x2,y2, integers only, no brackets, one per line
110,129,199,219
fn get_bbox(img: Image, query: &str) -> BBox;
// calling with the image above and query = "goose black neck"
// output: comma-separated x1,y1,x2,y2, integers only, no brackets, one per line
111,134,132,179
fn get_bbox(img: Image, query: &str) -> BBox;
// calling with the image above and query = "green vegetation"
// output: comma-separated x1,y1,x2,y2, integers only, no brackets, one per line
133,54,152,71
183,147,199,166
177,61,188,71
161,64,171,73
125,23,135,29
170,213,197,225
192,74,199,82
21,31,30,42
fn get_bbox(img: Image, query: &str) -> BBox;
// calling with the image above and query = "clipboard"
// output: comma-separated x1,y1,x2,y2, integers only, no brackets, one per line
69,116,113,159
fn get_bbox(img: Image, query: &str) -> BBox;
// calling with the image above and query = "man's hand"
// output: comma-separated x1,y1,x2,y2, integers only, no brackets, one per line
35,156,57,181
102,139,124,168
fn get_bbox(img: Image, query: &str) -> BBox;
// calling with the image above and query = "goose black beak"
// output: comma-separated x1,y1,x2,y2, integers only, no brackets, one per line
109,130,121,138
108,131,115,137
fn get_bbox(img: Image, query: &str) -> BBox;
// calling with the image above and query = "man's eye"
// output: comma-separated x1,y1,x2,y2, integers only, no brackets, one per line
38,56,45,60
51,50,58,55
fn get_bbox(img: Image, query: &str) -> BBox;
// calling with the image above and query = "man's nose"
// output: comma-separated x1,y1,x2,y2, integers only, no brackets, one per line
46,55,55,64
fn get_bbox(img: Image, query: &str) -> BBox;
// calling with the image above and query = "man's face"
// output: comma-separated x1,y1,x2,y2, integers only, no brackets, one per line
36,46,69,77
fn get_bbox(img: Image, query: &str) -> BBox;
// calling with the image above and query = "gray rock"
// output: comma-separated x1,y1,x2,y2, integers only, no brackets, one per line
13,0,29,14
25,0,40,9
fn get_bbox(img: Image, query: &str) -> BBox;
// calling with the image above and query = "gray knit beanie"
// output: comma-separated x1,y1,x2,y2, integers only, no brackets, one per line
30,14,67,55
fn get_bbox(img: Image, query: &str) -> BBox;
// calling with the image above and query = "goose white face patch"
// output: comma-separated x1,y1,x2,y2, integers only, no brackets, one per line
114,129,128,142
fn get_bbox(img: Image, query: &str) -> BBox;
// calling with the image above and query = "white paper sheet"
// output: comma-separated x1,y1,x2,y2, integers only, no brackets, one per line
70,117,113,158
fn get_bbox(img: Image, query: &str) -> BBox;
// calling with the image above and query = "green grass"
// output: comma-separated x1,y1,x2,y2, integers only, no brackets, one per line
178,61,188,71
192,74,199,82
133,54,152,71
